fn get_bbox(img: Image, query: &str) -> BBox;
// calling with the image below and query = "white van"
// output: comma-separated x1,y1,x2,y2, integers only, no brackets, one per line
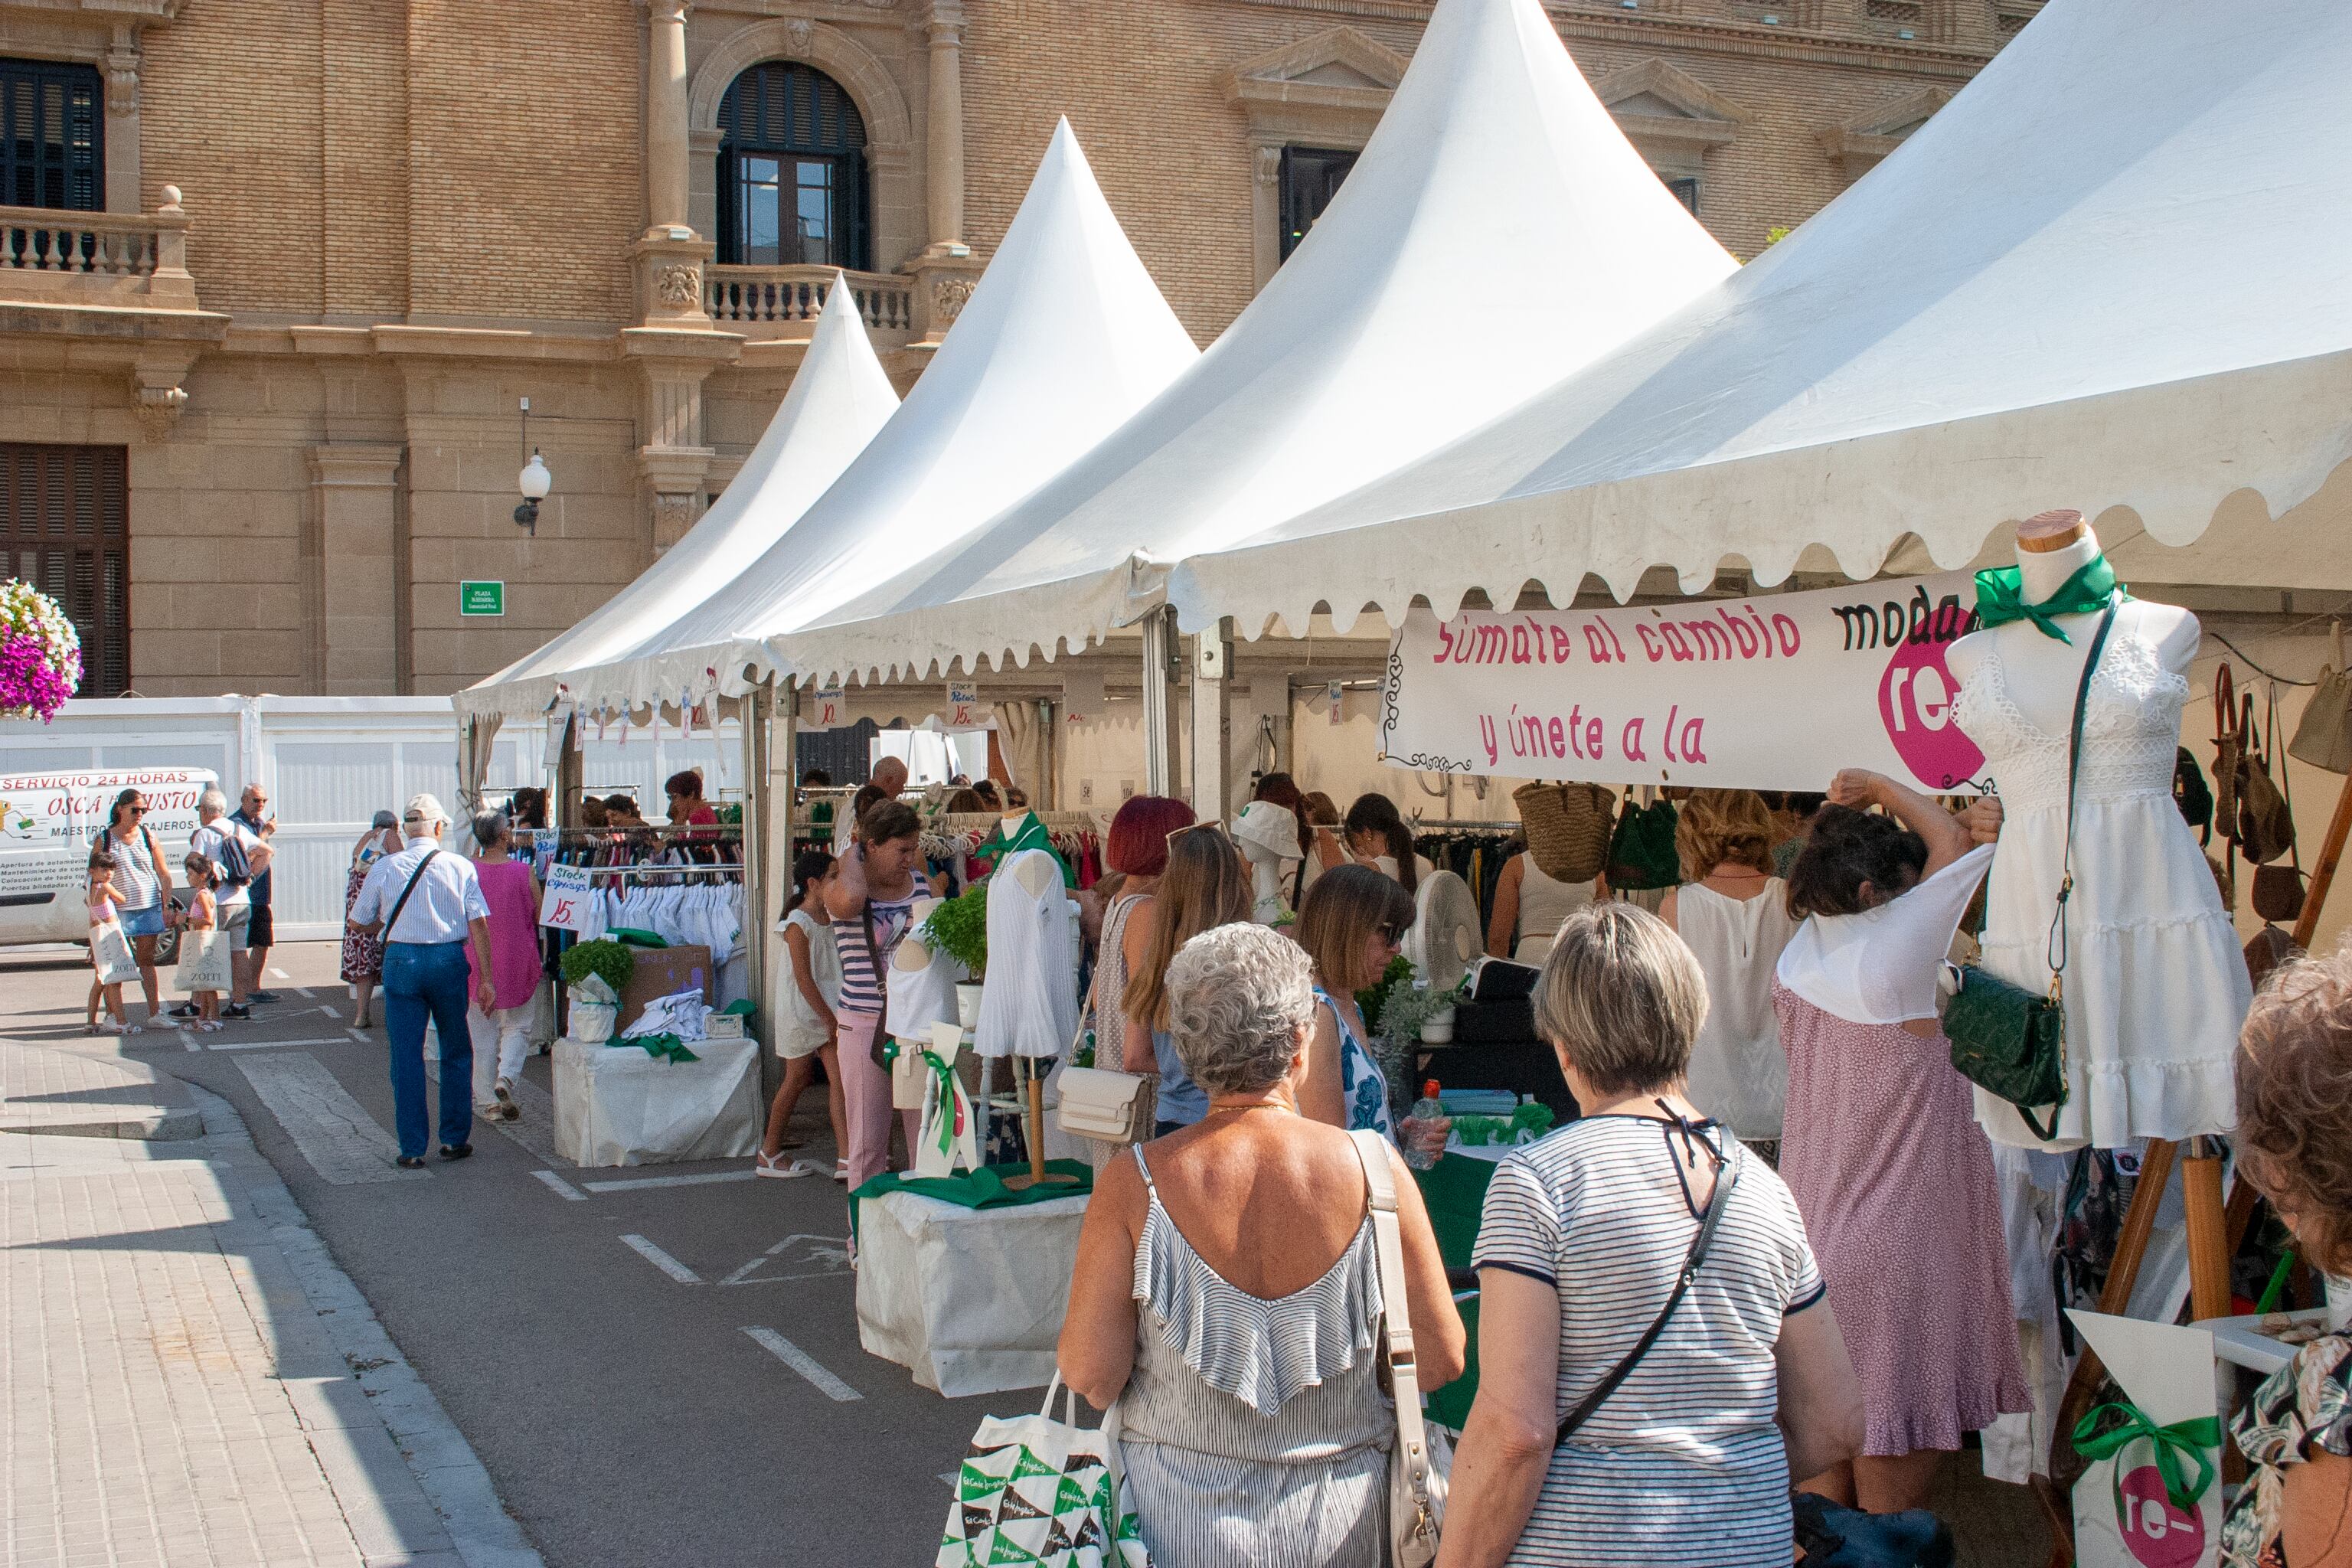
0,766,215,946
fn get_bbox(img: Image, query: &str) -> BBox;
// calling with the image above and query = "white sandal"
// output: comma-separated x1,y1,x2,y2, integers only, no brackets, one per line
754,1148,807,1179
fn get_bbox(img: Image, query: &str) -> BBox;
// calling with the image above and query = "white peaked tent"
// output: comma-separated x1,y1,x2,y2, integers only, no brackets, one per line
1168,0,2352,637
621,118,1199,703
777,0,1736,686
457,279,899,721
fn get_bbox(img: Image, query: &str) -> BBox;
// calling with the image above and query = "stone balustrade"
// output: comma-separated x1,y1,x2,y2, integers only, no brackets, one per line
703,265,913,345
0,187,201,312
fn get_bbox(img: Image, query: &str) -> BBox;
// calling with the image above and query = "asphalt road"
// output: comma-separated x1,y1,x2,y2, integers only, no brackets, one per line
2,941,1034,1567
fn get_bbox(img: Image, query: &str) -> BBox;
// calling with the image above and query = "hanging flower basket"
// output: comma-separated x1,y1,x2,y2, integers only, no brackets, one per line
0,580,81,723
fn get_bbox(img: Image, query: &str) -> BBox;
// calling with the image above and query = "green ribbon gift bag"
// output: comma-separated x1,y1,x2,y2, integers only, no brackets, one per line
936,1376,1148,1568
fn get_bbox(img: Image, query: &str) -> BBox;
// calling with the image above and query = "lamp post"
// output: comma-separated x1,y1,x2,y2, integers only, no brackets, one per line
514,397,553,535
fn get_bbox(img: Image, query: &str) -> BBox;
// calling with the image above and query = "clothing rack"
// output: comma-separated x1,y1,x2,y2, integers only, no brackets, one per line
1408,818,1521,832
581,862,740,880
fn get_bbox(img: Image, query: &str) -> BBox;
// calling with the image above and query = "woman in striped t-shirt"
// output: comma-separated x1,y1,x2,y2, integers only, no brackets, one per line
824,799,940,1191
1442,903,1864,1568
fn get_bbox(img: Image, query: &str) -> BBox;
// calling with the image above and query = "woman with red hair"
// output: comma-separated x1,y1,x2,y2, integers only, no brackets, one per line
1085,796,1196,1099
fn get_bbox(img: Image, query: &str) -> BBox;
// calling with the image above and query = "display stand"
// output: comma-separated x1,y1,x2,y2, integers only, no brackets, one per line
1001,1055,1080,1193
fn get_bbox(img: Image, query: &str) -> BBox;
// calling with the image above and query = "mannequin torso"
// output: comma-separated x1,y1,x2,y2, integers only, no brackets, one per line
1945,533,2200,735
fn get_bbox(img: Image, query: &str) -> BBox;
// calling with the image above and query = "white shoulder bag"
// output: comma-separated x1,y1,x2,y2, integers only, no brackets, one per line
1349,1129,1448,1568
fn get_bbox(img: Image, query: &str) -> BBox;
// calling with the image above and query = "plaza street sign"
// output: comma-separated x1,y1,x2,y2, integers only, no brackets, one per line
459,581,505,617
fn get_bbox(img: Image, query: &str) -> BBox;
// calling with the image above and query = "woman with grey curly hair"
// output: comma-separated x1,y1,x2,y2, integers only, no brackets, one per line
1059,923,1463,1567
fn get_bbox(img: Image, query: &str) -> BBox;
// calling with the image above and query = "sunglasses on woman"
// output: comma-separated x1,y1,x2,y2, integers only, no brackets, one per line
1165,822,1232,849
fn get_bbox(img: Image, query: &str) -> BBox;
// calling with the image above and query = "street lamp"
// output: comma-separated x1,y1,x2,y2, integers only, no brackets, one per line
514,396,552,535
515,451,552,535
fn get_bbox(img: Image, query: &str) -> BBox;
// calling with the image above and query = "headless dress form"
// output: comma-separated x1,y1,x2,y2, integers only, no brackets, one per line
1948,544,2245,1150
974,849,1078,1060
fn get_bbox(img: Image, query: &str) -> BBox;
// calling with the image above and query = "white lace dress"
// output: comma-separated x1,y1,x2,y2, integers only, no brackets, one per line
1952,621,2247,1149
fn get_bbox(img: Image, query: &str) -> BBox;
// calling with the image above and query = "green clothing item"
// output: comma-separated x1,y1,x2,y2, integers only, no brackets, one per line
972,811,1074,887
1973,554,2124,644
848,1158,1093,1246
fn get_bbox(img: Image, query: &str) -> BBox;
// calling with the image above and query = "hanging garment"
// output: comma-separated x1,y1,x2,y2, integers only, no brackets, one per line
1952,619,2248,1149
975,849,1078,1058
973,812,1075,887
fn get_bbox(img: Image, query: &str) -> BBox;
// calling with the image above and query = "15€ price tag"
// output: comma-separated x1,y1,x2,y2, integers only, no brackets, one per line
947,682,980,728
539,862,593,932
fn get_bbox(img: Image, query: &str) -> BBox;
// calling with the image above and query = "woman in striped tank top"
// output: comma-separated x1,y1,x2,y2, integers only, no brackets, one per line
1060,923,1463,1567
825,799,941,1192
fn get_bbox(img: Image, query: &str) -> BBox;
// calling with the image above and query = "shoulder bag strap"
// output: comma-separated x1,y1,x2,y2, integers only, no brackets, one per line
381,850,441,944
1349,1129,1438,1551
2046,598,2120,991
1556,1145,1743,1444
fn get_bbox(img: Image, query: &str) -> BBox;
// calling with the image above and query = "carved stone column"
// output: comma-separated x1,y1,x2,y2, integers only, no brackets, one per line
1249,142,1282,292
923,0,966,253
645,0,692,234
103,28,143,215
621,328,736,560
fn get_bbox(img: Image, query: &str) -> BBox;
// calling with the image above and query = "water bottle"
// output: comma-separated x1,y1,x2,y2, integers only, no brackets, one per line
1403,1079,1450,1171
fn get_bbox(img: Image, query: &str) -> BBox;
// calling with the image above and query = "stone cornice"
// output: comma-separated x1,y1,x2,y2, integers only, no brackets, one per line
1207,0,1994,78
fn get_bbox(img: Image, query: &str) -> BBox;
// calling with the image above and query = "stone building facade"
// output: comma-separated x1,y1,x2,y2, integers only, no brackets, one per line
0,0,2035,697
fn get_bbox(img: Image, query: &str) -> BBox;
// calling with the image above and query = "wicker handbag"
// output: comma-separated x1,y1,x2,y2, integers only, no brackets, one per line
1512,782,1616,884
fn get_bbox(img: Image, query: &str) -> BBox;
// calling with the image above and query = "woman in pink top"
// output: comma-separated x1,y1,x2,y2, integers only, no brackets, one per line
466,812,544,1122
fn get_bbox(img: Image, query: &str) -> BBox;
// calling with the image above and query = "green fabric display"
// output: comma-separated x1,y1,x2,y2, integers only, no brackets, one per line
849,1159,1095,1247
2073,1400,2222,1514
972,812,1076,887
617,1031,700,1063
1973,555,2125,643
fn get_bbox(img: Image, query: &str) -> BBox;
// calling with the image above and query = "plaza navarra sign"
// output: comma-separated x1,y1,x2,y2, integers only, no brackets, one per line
1379,573,1986,792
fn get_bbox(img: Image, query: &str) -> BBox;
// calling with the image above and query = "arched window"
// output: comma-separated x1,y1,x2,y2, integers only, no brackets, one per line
716,61,871,271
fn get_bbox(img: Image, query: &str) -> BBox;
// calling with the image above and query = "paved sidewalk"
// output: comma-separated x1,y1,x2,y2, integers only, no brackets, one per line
0,1039,202,1141
1,1070,541,1568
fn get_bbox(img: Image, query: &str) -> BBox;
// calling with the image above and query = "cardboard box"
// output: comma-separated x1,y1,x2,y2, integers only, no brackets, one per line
615,944,713,1034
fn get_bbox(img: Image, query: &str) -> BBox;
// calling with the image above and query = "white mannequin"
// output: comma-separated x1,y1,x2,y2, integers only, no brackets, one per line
1946,509,2200,724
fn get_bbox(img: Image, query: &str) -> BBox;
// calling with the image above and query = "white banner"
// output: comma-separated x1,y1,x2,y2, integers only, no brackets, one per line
539,862,594,933
1381,573,1986,792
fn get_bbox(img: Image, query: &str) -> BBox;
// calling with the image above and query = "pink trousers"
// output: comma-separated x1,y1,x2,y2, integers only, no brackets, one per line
835,1010,922,1190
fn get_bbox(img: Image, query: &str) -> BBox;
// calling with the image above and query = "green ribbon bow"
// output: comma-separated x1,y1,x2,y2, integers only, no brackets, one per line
1973,556,2125,644
920,1048,961,1157
2072,1401,2222,1514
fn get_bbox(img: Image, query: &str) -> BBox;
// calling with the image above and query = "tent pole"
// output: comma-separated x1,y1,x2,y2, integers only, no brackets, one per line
1189,619,1233,823
741,681,775,1070
1142,608,1177,797
2291,760,2352,951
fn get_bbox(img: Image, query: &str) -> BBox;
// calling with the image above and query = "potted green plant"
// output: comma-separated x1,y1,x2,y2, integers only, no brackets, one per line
921,881,991,1029
559,939,635,1044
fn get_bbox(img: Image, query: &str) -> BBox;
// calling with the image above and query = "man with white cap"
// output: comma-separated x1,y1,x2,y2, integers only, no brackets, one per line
348,792,495,1168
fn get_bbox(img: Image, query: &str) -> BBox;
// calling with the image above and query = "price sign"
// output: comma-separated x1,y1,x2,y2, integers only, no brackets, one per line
810,686,846,730
539,862,593,933
946,682,981,728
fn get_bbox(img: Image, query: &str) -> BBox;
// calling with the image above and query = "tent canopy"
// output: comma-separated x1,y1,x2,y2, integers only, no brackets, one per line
1167,0,2352,638
458,278,898,720
779,0,1736,688
621,117,1199,704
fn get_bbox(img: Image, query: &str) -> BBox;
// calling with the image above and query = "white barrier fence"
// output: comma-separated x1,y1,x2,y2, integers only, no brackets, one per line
10,697,740,942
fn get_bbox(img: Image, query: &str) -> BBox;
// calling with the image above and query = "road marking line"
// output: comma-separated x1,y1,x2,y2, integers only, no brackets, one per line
532,1169,588,1202
293,986,314,998
939,1472,959,1487
619,1233,701,1283
181,1031,201,1053
580,1170,756,1194
720,1233,854,1286
202,1036,345,1051
271,967,292,979
346,1028,371,1044
741,1327,861,1402
235,1054,425,1184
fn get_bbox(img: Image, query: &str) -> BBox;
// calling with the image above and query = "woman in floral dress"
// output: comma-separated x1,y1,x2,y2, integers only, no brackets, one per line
341,811,403,1027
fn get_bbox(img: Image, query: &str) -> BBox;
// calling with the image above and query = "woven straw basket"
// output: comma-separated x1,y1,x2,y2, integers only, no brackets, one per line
1513,782,1618,884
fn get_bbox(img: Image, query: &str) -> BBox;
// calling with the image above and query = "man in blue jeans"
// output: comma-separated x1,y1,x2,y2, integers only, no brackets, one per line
347,793,495,1168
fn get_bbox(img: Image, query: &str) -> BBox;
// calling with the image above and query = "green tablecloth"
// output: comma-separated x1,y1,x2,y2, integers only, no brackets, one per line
1412,1152,1498,1432
848,1159,1093,1246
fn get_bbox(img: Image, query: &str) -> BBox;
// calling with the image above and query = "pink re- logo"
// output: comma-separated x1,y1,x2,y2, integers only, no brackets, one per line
2115,1463,2204,1568
1879,637,1984,789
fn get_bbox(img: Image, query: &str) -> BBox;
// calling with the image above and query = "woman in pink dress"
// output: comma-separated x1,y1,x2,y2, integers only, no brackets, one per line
1772,770,2028,1515
466,812,544,1122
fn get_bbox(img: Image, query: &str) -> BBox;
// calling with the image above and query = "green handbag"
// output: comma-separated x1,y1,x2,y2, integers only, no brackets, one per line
1607,798,1681,891
1945,595,2118,1143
